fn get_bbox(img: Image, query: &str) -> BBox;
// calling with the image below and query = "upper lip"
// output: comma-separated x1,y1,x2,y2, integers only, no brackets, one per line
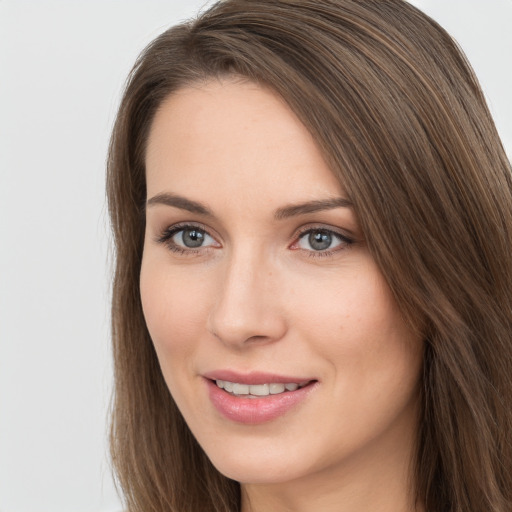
202,370,316,385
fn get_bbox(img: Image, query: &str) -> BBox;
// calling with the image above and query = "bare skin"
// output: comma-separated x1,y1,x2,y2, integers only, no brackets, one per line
141,78,425,512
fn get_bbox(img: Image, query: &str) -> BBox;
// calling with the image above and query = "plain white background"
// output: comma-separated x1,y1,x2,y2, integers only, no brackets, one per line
0,1,510,511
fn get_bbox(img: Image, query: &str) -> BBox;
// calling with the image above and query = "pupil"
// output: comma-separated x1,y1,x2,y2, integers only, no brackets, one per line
183,229,204,248
309,231,331,251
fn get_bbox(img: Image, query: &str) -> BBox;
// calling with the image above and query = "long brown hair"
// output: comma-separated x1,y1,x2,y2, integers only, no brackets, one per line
107,1,512,511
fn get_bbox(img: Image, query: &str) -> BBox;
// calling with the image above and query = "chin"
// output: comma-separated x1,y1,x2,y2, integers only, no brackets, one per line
213,460,303,485
202,440,314,485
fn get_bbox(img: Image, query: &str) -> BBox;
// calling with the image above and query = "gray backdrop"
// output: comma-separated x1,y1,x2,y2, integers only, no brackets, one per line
0,1,510,511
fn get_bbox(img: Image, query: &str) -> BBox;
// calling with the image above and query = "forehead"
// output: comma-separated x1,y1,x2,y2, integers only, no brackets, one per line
145,79,344,207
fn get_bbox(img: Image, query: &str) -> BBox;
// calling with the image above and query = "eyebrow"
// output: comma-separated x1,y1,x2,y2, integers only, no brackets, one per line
146,192,352,219
146,193,213,216
274,197,353,220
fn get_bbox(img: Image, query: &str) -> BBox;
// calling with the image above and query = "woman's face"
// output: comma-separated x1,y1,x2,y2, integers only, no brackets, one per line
141,79,424,487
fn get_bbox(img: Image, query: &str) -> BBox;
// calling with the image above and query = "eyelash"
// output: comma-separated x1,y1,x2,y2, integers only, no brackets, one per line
155,223,354,258
293,226,354,258
156,223,214,256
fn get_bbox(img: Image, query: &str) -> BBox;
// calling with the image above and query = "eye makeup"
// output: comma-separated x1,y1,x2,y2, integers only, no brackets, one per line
155,221,355,259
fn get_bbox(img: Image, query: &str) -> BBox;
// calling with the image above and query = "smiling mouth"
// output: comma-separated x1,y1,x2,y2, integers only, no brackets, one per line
207,377,317,423
214,379,312,398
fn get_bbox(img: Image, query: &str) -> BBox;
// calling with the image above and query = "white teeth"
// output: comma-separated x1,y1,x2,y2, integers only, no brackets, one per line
269,383,286,394
215,380,307,396
232,383,249,395
249,384,269,396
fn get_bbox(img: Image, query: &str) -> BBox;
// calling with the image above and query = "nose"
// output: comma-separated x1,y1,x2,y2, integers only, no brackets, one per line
207,248,287,349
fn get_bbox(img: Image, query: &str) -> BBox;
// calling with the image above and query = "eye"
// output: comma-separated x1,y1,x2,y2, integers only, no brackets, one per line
157,224,219,253
173,227,215,248
293,228,353,255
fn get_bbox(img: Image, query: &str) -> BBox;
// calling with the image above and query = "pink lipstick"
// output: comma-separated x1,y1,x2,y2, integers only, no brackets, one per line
203,371,317,424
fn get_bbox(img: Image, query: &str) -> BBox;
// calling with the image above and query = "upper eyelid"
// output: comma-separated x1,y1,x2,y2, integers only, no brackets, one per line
155,222,353,248
154,222,209,244
293,224,354,241
160,222,348,236
160,222,213,237
156,223,219,254
294,229,352,246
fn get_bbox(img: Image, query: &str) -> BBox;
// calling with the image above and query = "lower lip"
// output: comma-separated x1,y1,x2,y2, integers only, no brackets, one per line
205,379,316,424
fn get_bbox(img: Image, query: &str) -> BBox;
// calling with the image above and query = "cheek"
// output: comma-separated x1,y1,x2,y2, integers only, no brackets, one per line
289,263,400,349
139,254,212,371
289,260,422,390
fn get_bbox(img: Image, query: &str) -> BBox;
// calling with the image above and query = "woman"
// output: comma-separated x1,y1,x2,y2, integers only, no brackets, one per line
107,1,512,511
